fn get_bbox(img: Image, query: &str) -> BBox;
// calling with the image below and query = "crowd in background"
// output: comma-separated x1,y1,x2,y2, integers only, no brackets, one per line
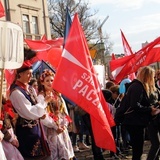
0,48,160,160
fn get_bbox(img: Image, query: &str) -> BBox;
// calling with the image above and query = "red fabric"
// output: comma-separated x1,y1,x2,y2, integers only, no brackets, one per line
110,36,160,83
65,115,72,123
3,100,15,118
0,1,5,18
41,34,47,41
36,51,48,61
111,53,116,60
120,29,136,80
47,48,62,68
0,123,2,129
25,39,51,51
21,60,32,68
5,69,16,96
25,38,63,51
121,29,134,55
25,38,64,61
49,113,58,122
42,38,64,48
52,13,116,152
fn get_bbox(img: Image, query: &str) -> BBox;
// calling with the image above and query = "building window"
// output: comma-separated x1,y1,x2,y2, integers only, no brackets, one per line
22,14,30,33
32,16,39,34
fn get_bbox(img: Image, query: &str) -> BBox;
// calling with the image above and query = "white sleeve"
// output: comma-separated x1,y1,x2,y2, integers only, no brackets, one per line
10,89,47,120
37,94,58,130
40,114,58,130
37,94,45,104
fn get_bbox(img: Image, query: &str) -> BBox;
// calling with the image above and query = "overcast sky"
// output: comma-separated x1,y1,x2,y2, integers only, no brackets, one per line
87,0,160,54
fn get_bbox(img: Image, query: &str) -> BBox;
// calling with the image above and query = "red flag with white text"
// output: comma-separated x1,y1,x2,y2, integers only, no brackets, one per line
110,36,160,83
52,13,116,152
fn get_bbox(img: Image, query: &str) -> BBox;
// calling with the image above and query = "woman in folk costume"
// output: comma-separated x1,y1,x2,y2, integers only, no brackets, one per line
1,96,24,160
0,115,7,160
37,69,75,160
9,48,52,160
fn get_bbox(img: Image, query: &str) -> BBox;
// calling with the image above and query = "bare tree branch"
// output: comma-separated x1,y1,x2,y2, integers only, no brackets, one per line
47,0,113,55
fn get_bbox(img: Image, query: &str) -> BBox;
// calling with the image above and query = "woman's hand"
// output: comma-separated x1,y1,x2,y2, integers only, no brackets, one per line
11,139,19,148
56,126,64,134
44,95,53,103
40,114,46,119
151,106,160,115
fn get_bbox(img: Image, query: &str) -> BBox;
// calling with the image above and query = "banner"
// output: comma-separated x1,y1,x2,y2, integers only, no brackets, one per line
52,13,116,152
0,21,23,69
110,36,160,83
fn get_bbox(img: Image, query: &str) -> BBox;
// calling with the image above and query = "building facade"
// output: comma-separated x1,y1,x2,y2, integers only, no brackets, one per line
1,0,51,96
2,0,51,40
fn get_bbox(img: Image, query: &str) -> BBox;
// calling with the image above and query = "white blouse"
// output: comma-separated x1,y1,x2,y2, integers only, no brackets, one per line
10,89,47,120
37,94,58,130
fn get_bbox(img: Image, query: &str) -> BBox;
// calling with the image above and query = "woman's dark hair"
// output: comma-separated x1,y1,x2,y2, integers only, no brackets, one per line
102,89,112,102
28,78,37,86
106,81,115,89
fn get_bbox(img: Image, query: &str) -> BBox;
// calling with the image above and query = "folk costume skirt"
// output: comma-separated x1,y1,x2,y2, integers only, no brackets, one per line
16,122,50,159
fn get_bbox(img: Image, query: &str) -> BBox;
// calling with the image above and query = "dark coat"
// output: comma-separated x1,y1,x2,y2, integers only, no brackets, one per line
149,86,160,125
123,79,152,126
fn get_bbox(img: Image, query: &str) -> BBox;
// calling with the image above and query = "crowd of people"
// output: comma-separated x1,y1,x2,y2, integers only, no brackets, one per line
0,48,92,160
104,66,160,160
0,48,160,160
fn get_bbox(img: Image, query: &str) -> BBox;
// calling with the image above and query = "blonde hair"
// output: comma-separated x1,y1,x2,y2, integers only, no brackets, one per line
137,66,156,96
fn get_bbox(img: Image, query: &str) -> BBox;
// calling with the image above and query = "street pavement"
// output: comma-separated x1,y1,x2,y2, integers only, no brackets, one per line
75,141,151,160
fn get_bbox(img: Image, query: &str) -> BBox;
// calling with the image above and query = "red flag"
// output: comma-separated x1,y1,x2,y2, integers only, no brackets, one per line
44,38,63,48
110,36,160,83
25,38,64,51
41,34,47,41
120,29,134,55
25,39,51,51
0,1,5,18
24,39,50,61
25,38,64,61
111,53,116,60
120,29,136,80
5,69,16,97
52,13,116,152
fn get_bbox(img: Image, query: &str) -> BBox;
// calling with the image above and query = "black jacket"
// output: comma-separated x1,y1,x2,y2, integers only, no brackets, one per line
123,79,152,126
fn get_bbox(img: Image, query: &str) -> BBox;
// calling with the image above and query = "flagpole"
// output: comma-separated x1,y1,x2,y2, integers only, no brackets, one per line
0,69,3,128
0,69,4,115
